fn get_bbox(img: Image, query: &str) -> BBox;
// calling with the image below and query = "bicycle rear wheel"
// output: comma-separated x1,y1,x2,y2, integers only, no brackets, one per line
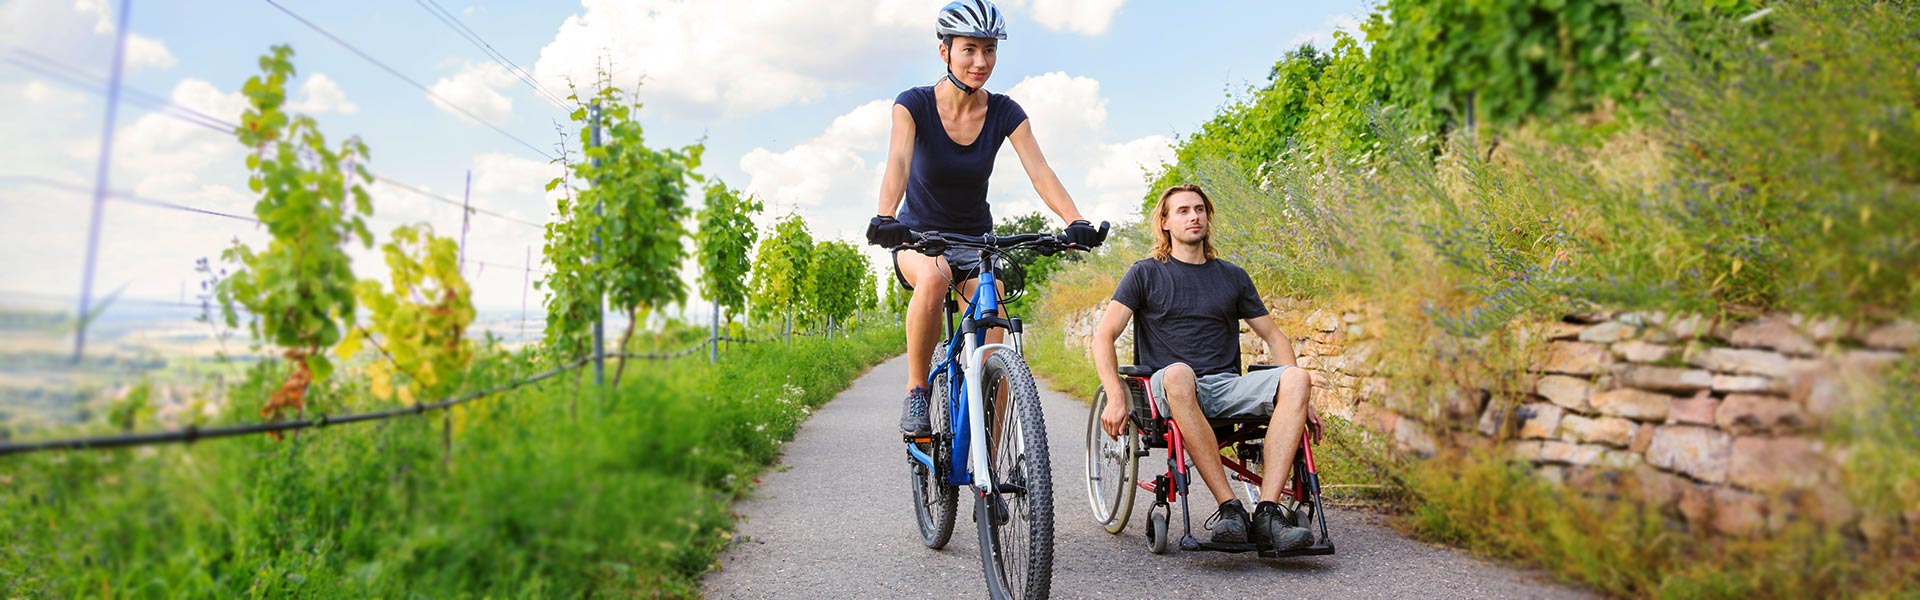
910,365,958,549
976,351,1053,600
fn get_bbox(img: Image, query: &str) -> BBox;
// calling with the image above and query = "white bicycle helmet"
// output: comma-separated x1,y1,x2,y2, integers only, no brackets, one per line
935,0,1007,41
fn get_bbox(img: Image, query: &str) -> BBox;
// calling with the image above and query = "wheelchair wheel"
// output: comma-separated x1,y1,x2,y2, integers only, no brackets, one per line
976,352,1054,600
1146,510,1169,555
909,367,957,549
1084,386,1138,534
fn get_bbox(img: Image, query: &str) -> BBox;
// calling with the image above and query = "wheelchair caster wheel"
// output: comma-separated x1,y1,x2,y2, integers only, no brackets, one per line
1147,511,1169,554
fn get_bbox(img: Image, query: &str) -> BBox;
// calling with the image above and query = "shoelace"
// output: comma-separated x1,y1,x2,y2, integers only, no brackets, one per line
1203,506,1237,531
905,389,929,417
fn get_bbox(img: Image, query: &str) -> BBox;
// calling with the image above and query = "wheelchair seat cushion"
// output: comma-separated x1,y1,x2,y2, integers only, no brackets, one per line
1118,365,1154,377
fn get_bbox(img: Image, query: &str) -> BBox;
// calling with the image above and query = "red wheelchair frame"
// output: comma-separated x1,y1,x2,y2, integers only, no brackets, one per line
1084,364,1336,558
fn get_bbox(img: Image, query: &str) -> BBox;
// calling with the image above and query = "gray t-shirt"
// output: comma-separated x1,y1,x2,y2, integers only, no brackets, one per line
1111,257,1268,377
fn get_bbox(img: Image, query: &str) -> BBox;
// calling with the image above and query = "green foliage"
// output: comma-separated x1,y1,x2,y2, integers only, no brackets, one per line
0,328,905,598
804,240,868,327
1835,355,1920,524
1365,0,1641,135
696,181,762,321
217,45,373,419
105,380,154,431
748,212,814,323
542,80,705,361
339,224,475,404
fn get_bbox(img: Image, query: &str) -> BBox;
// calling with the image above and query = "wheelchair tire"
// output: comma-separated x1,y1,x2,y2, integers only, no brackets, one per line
1084,386,1138,535
910,366,958,549
1147,510,1169,555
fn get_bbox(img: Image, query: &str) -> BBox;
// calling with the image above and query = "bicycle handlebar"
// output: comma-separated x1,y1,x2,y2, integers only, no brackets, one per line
897,221,1110,256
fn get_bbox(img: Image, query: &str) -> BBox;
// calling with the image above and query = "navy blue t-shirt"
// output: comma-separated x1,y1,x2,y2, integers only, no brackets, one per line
894,85,1029,236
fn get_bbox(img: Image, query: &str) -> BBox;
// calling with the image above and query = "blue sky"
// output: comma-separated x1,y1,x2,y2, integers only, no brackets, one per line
0,0,1370,313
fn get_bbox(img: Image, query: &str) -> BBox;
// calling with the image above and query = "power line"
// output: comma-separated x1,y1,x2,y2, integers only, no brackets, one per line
6,49,552,232
413,0,571,110
2,175,260,223
261,0,557,161
0,357,590,457
372,175,547,230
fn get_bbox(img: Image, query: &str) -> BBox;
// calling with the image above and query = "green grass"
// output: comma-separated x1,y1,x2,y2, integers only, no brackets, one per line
0,325,903,597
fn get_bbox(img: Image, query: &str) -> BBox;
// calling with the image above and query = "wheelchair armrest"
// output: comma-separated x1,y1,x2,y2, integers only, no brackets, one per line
1247,364,1282,373
1118,365,1154,377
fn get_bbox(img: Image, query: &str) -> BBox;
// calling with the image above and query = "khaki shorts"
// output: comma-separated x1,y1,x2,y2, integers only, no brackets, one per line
1148,364,1288,419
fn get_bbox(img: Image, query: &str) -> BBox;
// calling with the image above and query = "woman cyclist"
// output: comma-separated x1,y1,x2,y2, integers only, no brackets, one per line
866,0,1103,438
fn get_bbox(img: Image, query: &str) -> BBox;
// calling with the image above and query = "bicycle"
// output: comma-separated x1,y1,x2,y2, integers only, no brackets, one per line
901,224,1106,600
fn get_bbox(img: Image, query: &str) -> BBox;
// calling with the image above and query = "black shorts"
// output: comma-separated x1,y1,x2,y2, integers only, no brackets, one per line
891,247,987,291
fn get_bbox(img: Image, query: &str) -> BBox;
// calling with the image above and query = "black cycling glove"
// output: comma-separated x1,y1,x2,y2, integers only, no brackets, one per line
866,215,914,248
1064,219,1104,248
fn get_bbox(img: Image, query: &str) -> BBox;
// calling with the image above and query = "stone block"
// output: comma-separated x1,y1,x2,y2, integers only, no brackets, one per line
1394,418,1438,457
1729,436,1831,492
1560,414,1635,448
1620,365,1714,393
1590,388,1672,421
1536,375,1595,413
1716,394,1811,435
1565,443,1641,469
1680,485,1768,537
1359,404,1400,434
1537,464,1567,486
1629,464,1689,509
1509,440,1544,462
1660,313,1714,340
1729,317,1819,356
1579,321,1636,344
1842,349,1906,374
1669,390,1720,425
1864,319,1920,351
1689,347,1792,377
1711,374,1783,394
1646,426,1732,483
1536,440,1578,464
1516,403,1565,440
1791,314,1850,343
1306,309,1340,332
1477,402,1509,438
1777,486,1857,528
1611,341,1673,364
1535,341,1610,376
1630,422,1657,454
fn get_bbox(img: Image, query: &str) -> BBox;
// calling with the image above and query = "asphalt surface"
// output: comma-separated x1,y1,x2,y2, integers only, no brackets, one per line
702,354,1592,599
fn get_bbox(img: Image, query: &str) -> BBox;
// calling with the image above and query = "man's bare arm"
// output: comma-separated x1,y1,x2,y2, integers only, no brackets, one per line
1244,314,1298,367
1093,301,1134,438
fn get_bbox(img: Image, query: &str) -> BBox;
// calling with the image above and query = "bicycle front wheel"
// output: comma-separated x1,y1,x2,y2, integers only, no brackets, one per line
976,351,1053,600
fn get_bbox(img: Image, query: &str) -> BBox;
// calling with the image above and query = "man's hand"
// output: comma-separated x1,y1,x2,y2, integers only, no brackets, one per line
1100,384,1131,439
1306,405,1324,445
866,215,912,248
1064,219,1103,249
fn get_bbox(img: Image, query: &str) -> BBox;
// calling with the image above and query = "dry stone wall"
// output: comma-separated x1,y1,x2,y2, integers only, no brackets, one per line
1060,301,1918,541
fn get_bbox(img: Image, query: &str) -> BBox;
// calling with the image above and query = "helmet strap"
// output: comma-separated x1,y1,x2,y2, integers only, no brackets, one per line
944,70,976,95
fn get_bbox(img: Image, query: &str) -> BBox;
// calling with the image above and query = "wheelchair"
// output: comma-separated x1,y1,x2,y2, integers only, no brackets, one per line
1083,363,1336,558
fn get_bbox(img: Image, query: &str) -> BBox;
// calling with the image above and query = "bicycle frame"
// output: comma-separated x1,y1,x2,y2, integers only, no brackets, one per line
904,270,1017,494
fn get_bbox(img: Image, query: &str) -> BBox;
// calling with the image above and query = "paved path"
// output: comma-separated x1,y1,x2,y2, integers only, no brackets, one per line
703,354,1591,599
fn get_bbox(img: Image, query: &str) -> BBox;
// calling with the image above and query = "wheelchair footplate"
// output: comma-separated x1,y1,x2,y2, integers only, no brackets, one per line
1178,535,1336,557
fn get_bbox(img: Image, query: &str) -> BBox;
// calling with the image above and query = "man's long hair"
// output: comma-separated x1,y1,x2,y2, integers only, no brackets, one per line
1149,183,1218,263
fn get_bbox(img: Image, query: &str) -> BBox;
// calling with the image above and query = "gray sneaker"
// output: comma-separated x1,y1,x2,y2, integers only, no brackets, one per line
899,387,932,437
1252,501,1313,551
1205,499,1251,544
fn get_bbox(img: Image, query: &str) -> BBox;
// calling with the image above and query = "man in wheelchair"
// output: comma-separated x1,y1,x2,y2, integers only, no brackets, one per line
1092,183,1325,553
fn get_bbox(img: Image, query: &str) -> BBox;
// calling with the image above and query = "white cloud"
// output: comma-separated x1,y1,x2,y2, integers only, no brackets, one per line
1288,13,1363,51
8,0,176,74
429,61,516,124
288,73,358,115
1001,0,1127,36
531,0,927,120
